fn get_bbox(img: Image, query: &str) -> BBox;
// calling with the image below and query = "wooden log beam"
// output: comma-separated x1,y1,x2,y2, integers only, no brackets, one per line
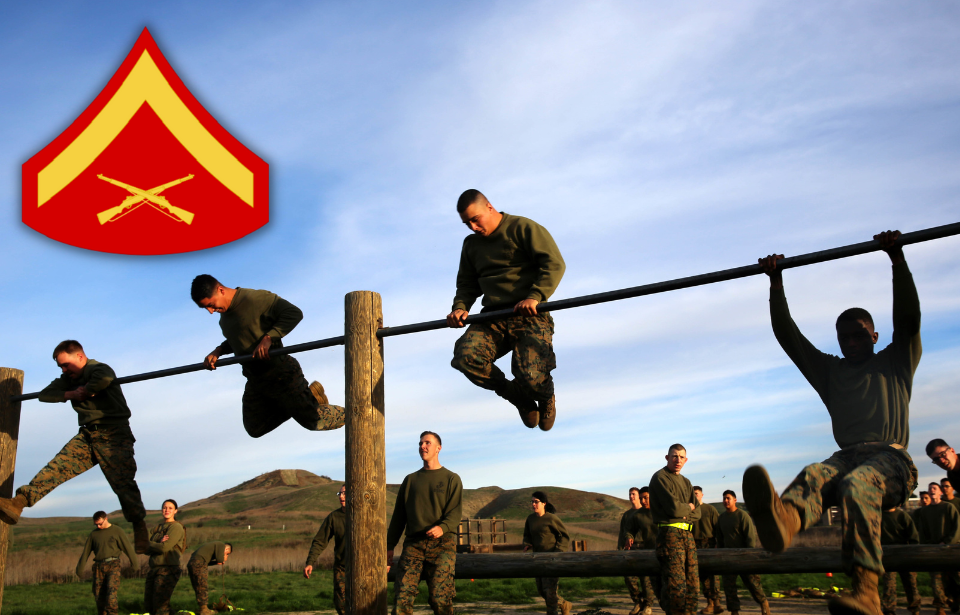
0,368,24,612
344,292,387,615
386,545,960,581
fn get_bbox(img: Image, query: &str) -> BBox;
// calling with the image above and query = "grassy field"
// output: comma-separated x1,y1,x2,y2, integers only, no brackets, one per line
0,570,940,615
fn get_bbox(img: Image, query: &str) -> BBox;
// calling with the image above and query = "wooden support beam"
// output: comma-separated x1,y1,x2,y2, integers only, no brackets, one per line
387,545,960,581
344,292,387,615
0,368,24,611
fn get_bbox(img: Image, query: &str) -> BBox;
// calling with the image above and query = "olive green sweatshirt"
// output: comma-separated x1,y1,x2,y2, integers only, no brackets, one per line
147,521,186,567
190,541,228,566
716,508,758,549
649,468,701,525
880,509,919,546
618,508,643,549
915,502,960,545
216,288,304,357
76,524,138,576
452,213,565,312
770,261,921,448
629,508,657,549
387,466,463,549
306,507,346,567
523,512,570,552
39,360,131,427
694,503,719,544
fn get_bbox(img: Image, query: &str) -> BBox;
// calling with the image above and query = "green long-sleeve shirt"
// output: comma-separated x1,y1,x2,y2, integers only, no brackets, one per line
618,507,643,549
523,512,569,552
880,509,919,546
452,213,565,312
386,466,463,549
146,521,186,567
649,468,701,526
76,525,138,576
39,359,131,427
770,261,921,448
716,508,758,549
190,541,228,566
630,508,657,549
694,503,720,545
916,502,960,545
306,507,346,568
216,288,304,357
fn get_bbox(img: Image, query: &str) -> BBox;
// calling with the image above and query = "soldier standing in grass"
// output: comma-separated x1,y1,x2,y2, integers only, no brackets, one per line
191,275,344,438
693,486,722,615
387,431,463,615
76,511,139,615
716,491,770,615
187,541,233,615
650,444,701,615
879,506,920,615
144,499,186,615
446,189,566,431
620,487,647,615
304,484,347,615
0,340,149,553
745,231,920,615
634,486,662,615
915,482,960,615
524,490,572,615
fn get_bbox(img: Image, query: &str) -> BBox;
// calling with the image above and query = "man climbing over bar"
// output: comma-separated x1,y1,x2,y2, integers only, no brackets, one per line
191,275,344,438
303,484,347,615
0,340,150,554
744,230,921,615
446,189,566,431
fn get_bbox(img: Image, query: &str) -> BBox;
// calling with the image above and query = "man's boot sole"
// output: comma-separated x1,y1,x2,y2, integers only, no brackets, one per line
0,498,24,525
538,395,556,431
828,596,879,615
0,509,19,525
310,381,329,405
742,465,789,553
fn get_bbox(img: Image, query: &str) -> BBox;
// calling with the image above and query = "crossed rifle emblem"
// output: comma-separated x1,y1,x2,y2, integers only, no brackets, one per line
96,174,195,225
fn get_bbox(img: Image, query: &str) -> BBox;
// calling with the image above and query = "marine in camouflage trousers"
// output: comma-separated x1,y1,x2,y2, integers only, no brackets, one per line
657,527,699,615
535,577,570,615
187,554,212,609
722,574,766,611
333,564,346,615
241,354,345,438
144,565,182,615
881,571,920,615
451,312,556,402
624,546,659,609
16,425,145,522
780,445,918,574
929,571,960,611
393,534,457,615
92,559,121,615
695,538,720,604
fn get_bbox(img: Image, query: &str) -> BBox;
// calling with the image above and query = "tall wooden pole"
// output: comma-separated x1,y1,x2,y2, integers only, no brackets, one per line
0,368,24,610
344,292,386,615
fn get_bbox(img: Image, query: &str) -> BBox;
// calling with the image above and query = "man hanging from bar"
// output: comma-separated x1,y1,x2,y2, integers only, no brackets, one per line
743,230,920,615
303,484,347,615
191,275,344,437
446,189,566,431
0,340,150,554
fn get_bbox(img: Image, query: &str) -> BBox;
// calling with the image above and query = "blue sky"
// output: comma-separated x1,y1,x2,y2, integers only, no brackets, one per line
1,1,959,517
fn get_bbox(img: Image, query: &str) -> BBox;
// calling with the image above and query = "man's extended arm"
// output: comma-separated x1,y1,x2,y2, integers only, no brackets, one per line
449,245,481,327
879,230,921,373
75,534,94,577
304,514,335,576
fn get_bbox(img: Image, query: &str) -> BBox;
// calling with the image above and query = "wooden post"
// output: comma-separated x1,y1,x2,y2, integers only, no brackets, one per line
344,292,386,615
0,368,24,610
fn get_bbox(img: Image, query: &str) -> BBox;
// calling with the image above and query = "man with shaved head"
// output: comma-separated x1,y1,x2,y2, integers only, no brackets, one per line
447,190,565,431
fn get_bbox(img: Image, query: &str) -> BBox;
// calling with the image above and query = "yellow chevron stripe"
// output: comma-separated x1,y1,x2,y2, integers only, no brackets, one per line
37,50,253,207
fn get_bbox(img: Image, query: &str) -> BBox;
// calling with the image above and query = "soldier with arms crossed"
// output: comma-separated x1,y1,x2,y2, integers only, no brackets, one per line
304,484,347,615
76,511,139,615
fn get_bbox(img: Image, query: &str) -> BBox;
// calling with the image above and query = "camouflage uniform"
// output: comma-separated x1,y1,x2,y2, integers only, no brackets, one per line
393,534,457,615
241,354,344,438
881,571,920,615
333,564,346,615
451,312,556,402
144,566,182,615
17,425,145,522
657,527,699,615
780,445,918,574
92,559,121,615
722,574,766,612
187,555,211,610
535,576,570,615
694,538,720,606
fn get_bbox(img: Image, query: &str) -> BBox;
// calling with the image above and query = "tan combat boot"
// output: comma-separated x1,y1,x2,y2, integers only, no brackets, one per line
700,599,716,614
199,607,217,615
828,565,882,615
0,494,27,525
760,599,772,615
630,604,643,615
742,465,801,552
133,519,149,554
496,381,539,428
309,381,329,405
560,600,572,615
538,395,557,431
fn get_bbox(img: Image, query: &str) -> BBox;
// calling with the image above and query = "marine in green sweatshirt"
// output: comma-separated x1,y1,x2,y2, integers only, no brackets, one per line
187,541,232,612
524,511,570,552
447,190,565,432
191,275,344,438
693,487,720,613
76,513,138,615
716,491,768,614
304,485,348,615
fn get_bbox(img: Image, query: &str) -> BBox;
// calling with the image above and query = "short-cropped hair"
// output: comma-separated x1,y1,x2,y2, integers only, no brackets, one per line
225,542,234,551
693,486,703,492
836,307,875,330
668,443,686,454
456,189,486,213
420,431,441,446
919,491,929,497
927,438,950,456
53,340,83,359
191,274,223,304
723,490,737,499
639,486,650,495
929,482,942,491
93,510,107,520
629,487,641,497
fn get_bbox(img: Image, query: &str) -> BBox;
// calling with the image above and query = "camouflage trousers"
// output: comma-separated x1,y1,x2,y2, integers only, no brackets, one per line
695,539,720,602
393,534,457,615
930,571,960,610
187,555,212,608
535,577,569,615
92,559,121,615
780,445,918,574
333,564,346,615
242,355,345,438
451,312,556,402
722,574,766,611
881,571,920,614
144,565,182,615
624,547,660,608
17,425,145,522
657,527,699,615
